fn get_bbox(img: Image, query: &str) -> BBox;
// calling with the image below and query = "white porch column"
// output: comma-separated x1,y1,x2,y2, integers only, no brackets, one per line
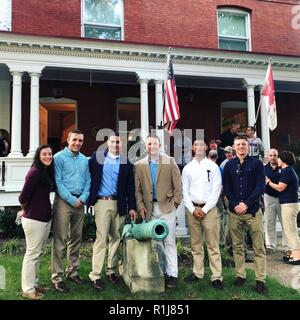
138,78,149,142
8,71,23,157
155,79,164,149
246,84,256,126
27,72,41,157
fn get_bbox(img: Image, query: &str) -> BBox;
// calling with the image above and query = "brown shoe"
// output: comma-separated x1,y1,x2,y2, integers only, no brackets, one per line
107,274,120,284
22,291,44,300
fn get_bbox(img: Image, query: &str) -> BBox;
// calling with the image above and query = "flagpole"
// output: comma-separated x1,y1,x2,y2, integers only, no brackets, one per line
157,47,172,130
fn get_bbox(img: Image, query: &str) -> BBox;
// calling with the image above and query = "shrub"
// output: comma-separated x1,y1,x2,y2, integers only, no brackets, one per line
0,238,24,255
0,207,24,239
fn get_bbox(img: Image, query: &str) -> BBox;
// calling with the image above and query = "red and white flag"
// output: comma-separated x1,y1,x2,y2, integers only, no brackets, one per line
163,54,180,133
261,62,277,131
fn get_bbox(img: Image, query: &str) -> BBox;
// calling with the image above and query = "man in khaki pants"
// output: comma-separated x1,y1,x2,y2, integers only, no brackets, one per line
86,134,136,290
182,138,223,290
52,130,91,292
135,135,181,288
223,135,267,294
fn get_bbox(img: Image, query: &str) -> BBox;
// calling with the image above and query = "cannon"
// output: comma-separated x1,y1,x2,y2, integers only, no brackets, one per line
122,219,169,241
119,220,169,293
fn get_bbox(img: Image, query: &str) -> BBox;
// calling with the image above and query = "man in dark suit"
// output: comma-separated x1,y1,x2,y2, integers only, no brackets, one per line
86,134,136,290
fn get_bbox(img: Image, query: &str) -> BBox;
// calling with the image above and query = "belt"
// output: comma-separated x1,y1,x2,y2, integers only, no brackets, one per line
192,201,205,208
71,193,82,198
97,195,117,200
153,199,158,202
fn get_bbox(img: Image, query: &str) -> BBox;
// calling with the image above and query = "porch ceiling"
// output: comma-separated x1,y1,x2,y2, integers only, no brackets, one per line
40,67,300,93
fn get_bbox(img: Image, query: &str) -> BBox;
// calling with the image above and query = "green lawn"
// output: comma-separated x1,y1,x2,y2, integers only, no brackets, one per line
0,254,299,300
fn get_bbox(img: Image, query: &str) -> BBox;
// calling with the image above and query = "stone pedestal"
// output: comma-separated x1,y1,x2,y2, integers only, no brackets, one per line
119,238,165,293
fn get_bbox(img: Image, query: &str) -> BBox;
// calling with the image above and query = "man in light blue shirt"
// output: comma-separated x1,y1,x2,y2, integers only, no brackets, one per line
51,129,91,292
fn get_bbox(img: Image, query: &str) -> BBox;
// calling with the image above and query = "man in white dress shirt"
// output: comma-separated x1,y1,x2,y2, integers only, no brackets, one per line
182,138,223,290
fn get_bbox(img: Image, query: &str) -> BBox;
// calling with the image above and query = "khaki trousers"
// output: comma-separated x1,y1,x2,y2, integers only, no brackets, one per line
89,199,125,281
51,195,84,282
228,210,266,282
22,217,51,293
186,206,223,281
264,194,289,250
281,203,300,250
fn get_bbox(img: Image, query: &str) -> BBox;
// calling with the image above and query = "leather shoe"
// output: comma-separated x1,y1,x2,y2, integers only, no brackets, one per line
284,257,300,265
67,275,84,285
22,290,44,300
233,277,246,287
184,273,201,283
212,279,224,290
107,273,120,284
91,279,103,291
52,281,69,293
256,280,267,294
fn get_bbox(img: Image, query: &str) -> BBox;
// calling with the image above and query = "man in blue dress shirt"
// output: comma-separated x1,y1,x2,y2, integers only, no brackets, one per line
223,135,267,294
52,130,91,292
86,134,136,291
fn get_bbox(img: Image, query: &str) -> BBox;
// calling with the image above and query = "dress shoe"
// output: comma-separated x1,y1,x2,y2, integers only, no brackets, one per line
283,255,291,262
107,273,120,284
35,285,50,294
284,257,300,265
22,290,44,300
233,277,246,287
256,281,267,294
91,279,103,291
52,281,69,293
67,275,84,285
212,279,224,290
166,276,178,288
184,273,201,283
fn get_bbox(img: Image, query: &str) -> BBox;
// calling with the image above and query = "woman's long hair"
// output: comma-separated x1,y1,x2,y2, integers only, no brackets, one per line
32,144,56,191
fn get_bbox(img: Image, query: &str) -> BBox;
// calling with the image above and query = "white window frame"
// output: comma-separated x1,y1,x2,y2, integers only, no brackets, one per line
0,0,12,31
81,0,124,40
217,8,252,51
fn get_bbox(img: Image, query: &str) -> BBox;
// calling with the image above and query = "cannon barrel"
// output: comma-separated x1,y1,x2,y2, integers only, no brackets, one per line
122,220,169,241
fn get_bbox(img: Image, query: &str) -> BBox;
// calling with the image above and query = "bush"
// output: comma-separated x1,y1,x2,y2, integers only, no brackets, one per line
0,207,24,239
0,238,24,255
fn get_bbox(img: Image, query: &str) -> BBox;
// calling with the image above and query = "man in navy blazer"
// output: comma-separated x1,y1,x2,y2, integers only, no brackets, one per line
86,134,136,290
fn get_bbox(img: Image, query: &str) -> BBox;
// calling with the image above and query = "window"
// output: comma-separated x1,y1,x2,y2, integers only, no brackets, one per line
0,0,11,31
82,0,123,40
217,9,251,51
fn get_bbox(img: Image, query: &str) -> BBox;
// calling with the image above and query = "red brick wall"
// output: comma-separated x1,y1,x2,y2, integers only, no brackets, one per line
11,0,300,56
12,0,81,37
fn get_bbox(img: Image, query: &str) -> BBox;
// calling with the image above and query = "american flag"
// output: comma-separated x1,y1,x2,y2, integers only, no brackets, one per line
163,54,180,133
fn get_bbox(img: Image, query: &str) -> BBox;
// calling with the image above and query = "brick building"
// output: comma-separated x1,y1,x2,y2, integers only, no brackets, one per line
0,0,299,214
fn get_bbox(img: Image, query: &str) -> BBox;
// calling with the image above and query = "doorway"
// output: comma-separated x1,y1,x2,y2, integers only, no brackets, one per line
39,97,77,153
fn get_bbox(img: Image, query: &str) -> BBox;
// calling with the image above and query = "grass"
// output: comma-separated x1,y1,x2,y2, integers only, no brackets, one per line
0,254,299,300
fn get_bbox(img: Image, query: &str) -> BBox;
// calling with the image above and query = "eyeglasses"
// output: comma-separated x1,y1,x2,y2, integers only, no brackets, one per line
236,163,243,175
